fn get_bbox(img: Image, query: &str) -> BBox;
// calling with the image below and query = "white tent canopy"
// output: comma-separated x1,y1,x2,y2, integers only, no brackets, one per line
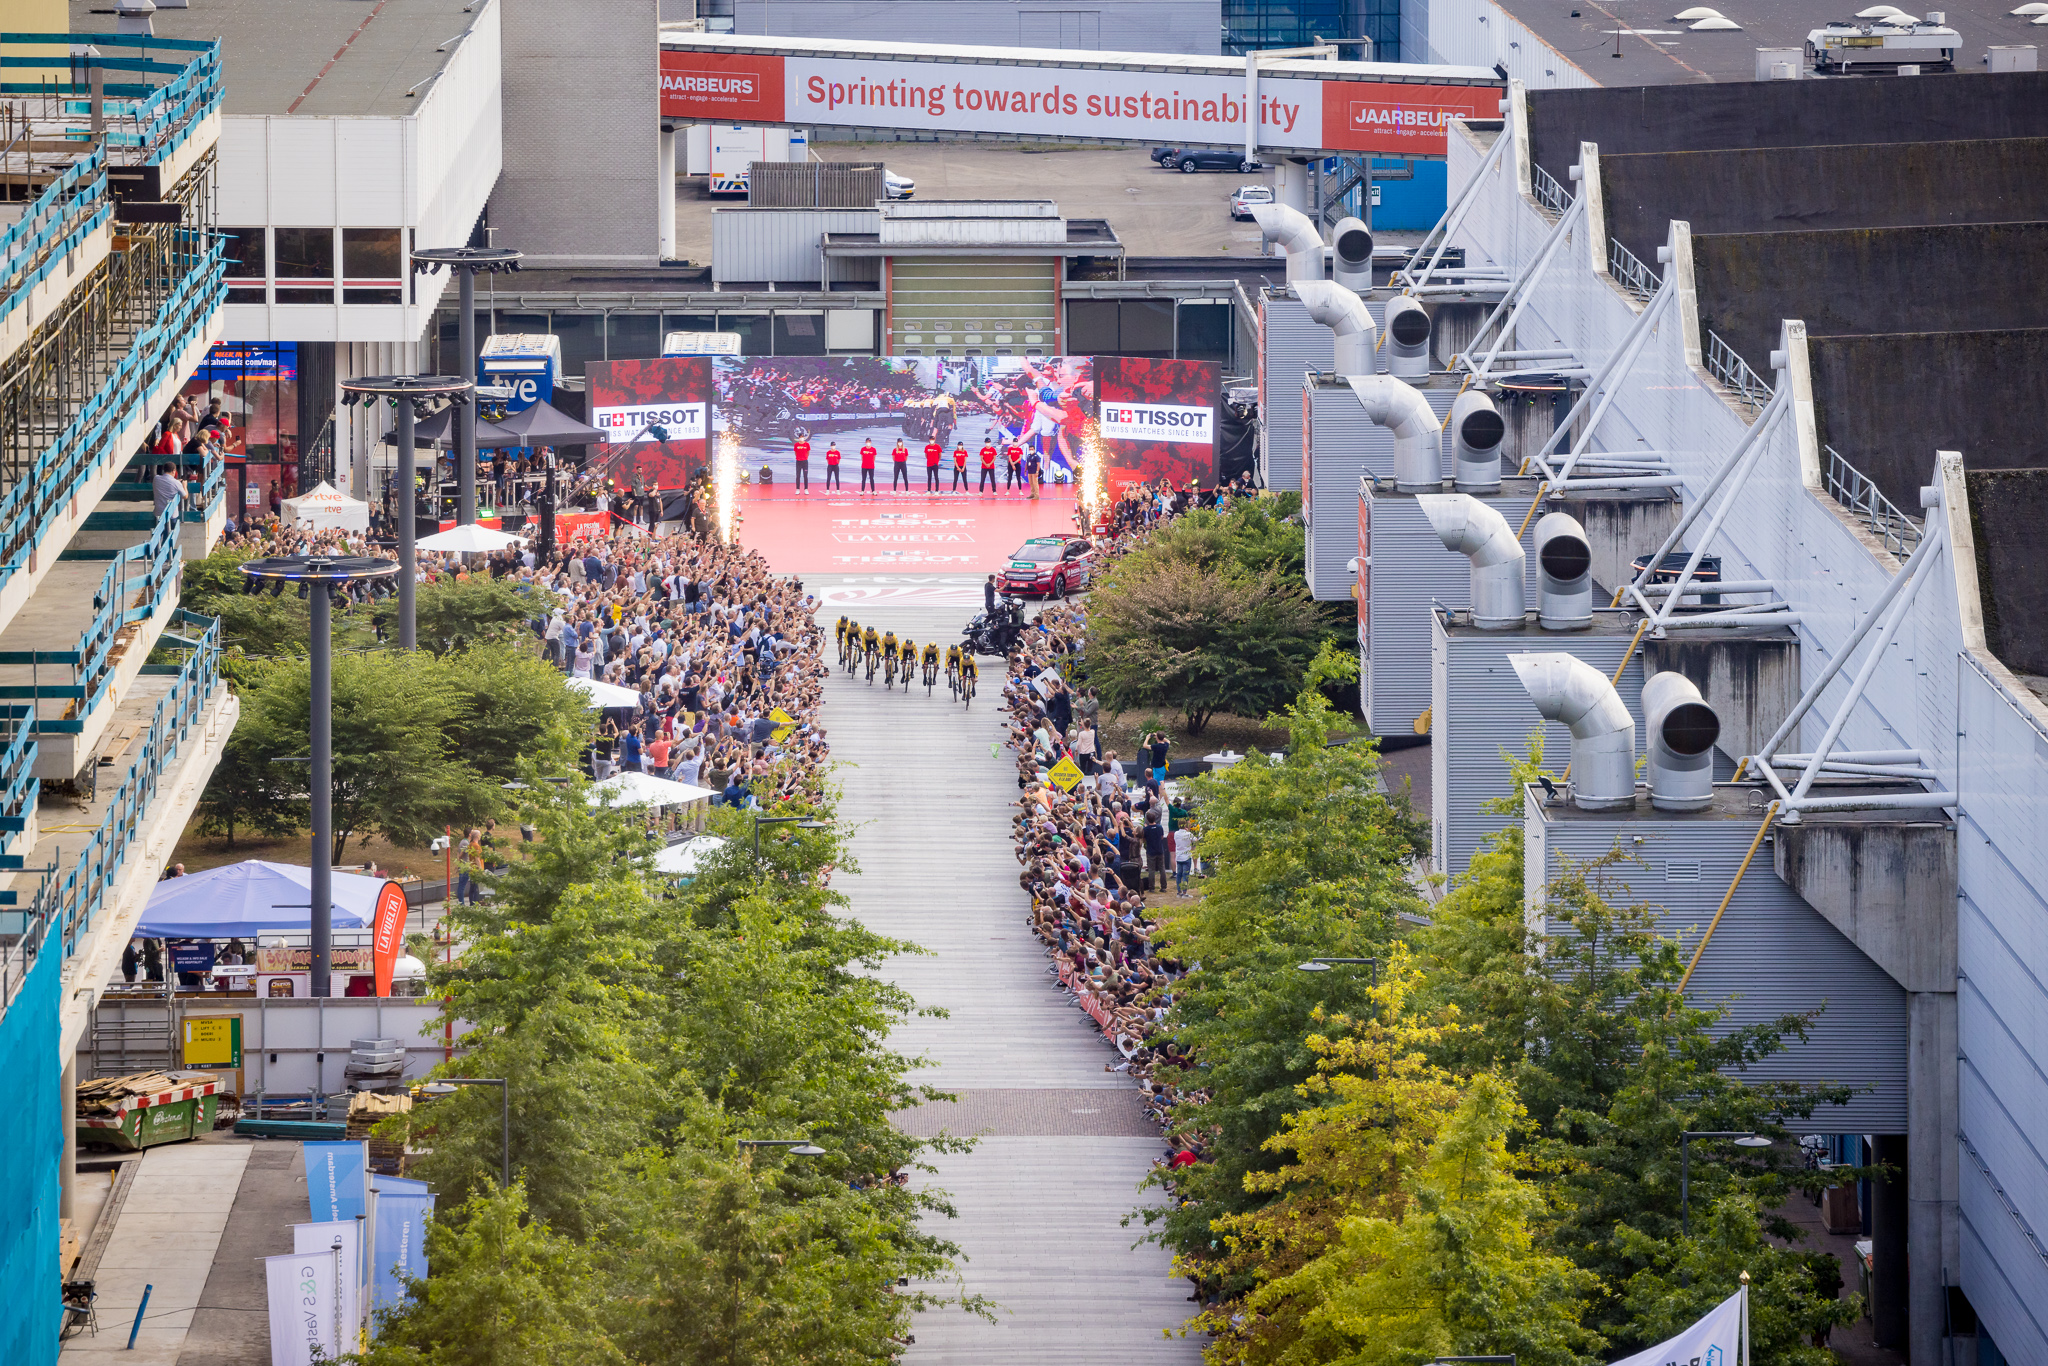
654,835,728,876
567,677,641,708
416,523,522,553
588,772,718,807
281,480,370,531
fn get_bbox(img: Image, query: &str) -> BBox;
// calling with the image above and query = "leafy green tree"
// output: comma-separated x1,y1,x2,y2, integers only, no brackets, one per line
233,649,491,861
439,644,589,787
1241,1074,1603,1366
1083,504,1327,734
1144,650,1429,1279
359,1185,628,1366
401,577,557,656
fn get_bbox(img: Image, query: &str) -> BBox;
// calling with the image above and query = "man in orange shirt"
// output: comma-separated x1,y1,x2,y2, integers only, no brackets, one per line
1005,441,1026,491
792,434,812,492
890,439,911,490
978,439,999,491
825,442,843,489
924,436,944,492
859,440,878,492
951,442,971,491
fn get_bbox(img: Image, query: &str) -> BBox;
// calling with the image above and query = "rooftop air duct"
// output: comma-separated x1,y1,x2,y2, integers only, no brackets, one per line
1384,294,1432,384
1510,653,1637,810
1533,511,1593,630
1332,216,1374,292
1642,671,1721,811
1419,494,1526,628
1251,203,1326,286
1448,389,1505,492
1348,375,1443,491
1295,281,1378,377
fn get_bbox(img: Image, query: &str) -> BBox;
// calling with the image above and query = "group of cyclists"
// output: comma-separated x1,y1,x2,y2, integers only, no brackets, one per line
834,615,978,705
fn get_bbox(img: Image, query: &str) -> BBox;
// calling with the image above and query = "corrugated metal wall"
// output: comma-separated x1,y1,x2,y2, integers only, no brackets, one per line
1361,480,1541,737
1432,612,1649,879
1538,803,1910,1133
735,0,1223,56
0,944,61,1366
1257,293,1331,492
711,208,880,286
1304,372,1462,600
887,256,1057,351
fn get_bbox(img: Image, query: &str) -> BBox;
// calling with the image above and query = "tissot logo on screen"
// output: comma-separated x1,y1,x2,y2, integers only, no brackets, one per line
592,403,708,442
1097,403,1213,445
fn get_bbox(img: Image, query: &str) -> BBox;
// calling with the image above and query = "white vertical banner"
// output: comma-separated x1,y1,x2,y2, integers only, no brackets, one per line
263,1252,341,1366
1607,1288,1745,1366
292,1220,364,1354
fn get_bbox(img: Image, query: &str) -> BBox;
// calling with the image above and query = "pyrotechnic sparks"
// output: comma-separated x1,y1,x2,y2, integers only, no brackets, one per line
714,433,739,543
1079,424,1105,525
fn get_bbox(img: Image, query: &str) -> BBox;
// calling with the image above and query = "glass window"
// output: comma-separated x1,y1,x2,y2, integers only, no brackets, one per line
274,228,333,278
1176,302,1233,366
772,312,826,357
222,228,265,278
343,288,403,305
1119,300,1176,357
717,313,770,356
342,228,402,279
552,311,603,381
606,313,661,361
1065,300,1118,354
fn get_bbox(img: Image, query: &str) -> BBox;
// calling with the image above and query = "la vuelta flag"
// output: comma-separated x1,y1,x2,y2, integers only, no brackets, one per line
371,880,408,998
1610,1287,1745,1366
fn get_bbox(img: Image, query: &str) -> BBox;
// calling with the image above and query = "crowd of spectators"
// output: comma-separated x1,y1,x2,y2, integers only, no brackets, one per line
1002,496,1219,1144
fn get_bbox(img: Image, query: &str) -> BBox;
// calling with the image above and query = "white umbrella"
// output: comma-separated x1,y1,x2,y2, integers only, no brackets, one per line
567,676,642,708
416,523,522,552
654,835,728,876
588,771,720,807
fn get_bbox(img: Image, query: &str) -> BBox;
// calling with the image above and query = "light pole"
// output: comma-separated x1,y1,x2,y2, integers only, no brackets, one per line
751,814,830,861
418,1078,512,1188
237,555,397,997
410,246,524,526
1297,956,1379,986
1680,1130,1774,1235
737,1138,828,1160
339,375,473,650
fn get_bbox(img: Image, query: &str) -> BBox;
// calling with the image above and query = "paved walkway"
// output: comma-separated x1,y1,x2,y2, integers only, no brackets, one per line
814,576,1202,1365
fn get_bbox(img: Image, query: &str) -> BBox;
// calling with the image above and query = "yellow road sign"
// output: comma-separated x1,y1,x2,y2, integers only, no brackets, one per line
1048,757,1085,791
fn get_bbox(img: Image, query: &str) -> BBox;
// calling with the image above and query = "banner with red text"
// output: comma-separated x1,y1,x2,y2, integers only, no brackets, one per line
660,44,1498,158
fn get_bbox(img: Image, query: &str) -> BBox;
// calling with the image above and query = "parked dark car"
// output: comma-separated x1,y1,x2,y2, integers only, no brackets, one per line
1167,146,1260,174
1149,146,1180,166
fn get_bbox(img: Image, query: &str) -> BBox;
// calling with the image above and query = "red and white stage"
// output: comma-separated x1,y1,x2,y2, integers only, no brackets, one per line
734,484,1081,575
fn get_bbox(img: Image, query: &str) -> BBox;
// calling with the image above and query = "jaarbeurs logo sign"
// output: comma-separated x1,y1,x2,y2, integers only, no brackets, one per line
1098,403,1214,445
663,68,761,103
591,402,707,442
1350,102,1461,133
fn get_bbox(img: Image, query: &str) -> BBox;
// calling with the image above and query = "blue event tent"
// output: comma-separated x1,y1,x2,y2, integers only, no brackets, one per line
135,860,387,937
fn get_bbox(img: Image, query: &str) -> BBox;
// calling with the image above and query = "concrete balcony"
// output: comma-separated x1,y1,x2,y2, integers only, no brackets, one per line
0,502,185,783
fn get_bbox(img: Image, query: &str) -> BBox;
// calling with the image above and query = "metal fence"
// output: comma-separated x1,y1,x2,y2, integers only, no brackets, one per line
1824,445,1924,558
1704,328,1774,413
1607,237,1658,302
1531,162,1575,218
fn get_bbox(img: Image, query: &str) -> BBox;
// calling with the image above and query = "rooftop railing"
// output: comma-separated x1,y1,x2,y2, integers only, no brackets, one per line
1607,237,1658,303
1531,162,1575,218
1824,444,1924,559
1704,328,1774,413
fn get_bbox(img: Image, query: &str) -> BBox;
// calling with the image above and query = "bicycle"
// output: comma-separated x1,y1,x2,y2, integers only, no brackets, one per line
882,650,898,690
865,641,880,683
960,667,976,708
923,658,939,695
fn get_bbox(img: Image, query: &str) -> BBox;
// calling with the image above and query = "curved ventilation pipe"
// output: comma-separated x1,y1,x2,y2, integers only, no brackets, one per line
1351,375,1443,491
1642,671,1721,812
1332,216,1374,292
1449,390,1505,492
1295,281,1378,377
1510,653,1637,810
1419,494,1526,628
1384,294,1432,384
1251,203,1326,286
1533,511,1593,630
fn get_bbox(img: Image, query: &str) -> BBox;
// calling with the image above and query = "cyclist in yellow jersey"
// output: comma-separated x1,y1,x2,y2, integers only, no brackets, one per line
921,641,940,692
881,630,900,688
959,652,978,706
862,625,881,683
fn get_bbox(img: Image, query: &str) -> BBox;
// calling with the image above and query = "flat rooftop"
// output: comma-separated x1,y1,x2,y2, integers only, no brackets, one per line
1490,0,2032,84
68,0,484,117
1531,781,1937,823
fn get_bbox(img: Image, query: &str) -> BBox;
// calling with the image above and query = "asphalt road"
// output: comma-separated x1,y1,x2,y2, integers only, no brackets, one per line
676,143,1275,263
